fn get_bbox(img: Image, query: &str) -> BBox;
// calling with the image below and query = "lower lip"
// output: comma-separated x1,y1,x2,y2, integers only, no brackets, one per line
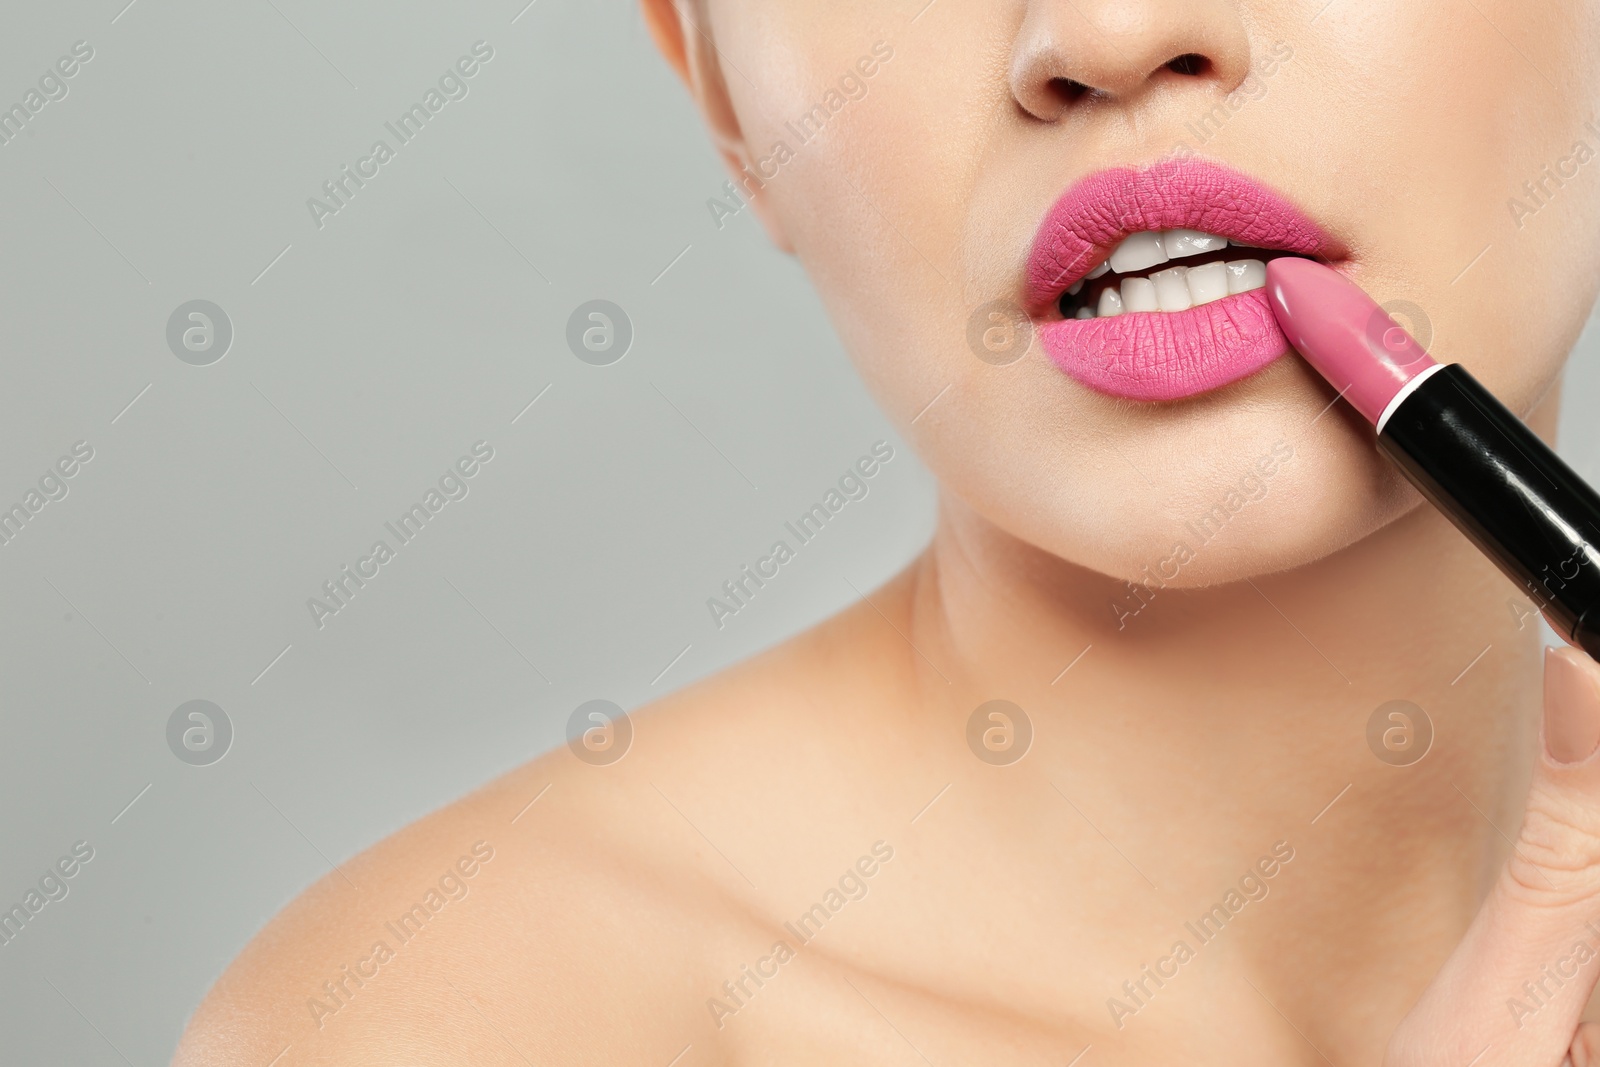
1036,288,1290,402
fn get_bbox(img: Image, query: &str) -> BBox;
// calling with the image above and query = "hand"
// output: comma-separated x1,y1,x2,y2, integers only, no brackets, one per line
1387,647,1600,1067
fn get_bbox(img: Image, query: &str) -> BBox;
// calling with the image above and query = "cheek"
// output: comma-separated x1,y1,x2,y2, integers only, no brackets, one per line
1301,0,1600,416
724,4,1014,423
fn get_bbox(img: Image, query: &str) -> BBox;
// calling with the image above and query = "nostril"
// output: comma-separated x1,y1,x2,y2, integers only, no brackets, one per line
1165,53,1210,77
1048,76,1093,104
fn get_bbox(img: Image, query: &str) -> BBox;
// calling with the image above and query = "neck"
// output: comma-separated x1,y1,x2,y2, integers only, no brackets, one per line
918,486,1542,730
893,451,1545,1018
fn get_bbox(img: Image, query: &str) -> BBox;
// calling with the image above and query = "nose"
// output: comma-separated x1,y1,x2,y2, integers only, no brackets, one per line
1009,0,1255,121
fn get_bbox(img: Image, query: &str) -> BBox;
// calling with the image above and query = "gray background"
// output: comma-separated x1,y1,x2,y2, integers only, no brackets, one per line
0,1,1594,1063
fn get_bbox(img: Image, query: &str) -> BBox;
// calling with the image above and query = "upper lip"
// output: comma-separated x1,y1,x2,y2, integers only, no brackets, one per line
1024,158,1340,310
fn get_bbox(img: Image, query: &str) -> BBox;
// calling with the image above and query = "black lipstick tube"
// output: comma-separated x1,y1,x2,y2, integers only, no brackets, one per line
1377,364,1600,658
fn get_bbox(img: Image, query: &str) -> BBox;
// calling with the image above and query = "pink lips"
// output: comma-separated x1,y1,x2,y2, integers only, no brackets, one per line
1026,159,1337,402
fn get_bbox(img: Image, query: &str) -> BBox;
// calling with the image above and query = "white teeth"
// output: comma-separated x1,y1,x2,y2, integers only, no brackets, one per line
1069,243,1273,319
1162,229,1228,260
1120,276,1158,313
1151,266,1192,312
1225,258,1267,294
1185,260,1229,306
1108,231,1168,274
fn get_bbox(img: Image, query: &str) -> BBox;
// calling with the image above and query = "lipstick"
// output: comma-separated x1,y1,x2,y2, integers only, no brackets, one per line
1266,257,1600,658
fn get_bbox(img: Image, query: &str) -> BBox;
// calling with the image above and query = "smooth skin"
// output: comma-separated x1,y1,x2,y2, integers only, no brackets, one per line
175,1,1600,1063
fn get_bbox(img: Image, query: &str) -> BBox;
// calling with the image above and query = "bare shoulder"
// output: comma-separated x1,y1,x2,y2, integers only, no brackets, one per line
173,587,912,1066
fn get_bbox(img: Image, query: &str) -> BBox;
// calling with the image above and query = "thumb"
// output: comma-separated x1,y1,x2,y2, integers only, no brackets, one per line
1390,647,1600,1067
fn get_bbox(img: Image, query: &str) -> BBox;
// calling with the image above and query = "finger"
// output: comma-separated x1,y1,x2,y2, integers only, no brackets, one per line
1570,1023,1600,1067
1390,647,1600,1067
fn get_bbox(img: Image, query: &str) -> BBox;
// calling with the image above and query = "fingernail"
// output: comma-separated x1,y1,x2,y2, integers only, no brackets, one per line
1544,646,1600,764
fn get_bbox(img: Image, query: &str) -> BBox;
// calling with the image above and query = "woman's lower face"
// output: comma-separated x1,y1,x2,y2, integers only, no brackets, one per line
694,0,1600,588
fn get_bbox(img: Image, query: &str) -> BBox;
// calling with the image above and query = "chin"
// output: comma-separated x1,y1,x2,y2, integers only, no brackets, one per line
1110,462,1421,591
938,350,1431,592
